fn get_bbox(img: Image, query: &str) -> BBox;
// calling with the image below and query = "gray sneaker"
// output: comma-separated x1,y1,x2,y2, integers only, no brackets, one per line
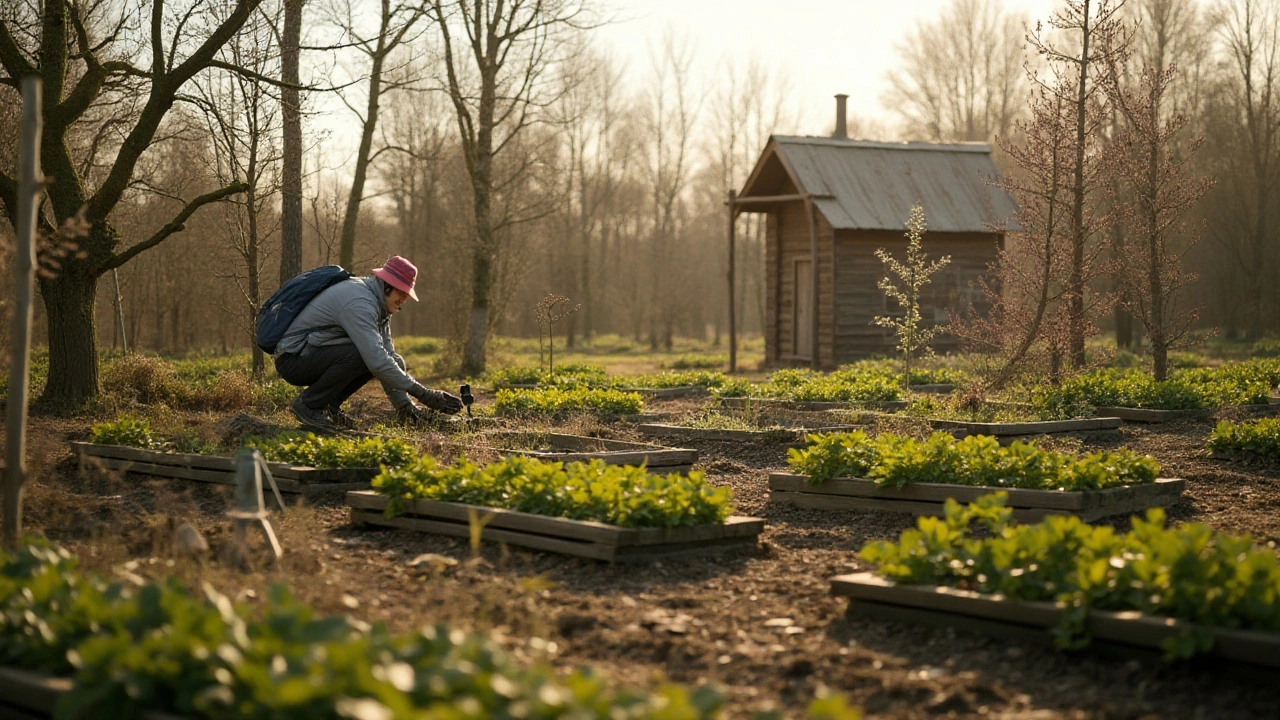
291,398,336,431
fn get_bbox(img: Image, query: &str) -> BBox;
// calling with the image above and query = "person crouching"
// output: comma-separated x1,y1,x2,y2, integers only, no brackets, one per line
272,256,462,430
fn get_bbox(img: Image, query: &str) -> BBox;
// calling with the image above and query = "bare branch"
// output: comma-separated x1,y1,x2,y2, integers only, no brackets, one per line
103,182,249,272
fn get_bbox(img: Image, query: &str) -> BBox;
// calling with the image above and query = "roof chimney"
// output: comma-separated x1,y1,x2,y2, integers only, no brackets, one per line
833,94,848,140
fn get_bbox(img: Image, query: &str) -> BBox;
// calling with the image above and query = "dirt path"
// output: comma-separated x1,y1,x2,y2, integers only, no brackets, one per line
10,401,1280,719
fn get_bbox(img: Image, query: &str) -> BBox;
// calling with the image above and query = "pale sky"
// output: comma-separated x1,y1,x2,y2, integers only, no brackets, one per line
594,0,1058,132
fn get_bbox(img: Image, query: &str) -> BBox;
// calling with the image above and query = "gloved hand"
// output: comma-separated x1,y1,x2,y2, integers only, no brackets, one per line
395,403,433,425
412,385,464,414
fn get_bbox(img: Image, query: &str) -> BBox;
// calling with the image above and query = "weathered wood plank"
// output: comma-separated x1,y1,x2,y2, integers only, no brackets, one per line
830,573,1280,668
769,474,1184,516
480,432,698,469
0,666,69,716
350,509,619,561
86,457,304,492
1095,407,1215,423
346,492,764,559
636,424,803,443
770,491,1068,522
346,491,636,545
71,442,376,483
928,417,1123,435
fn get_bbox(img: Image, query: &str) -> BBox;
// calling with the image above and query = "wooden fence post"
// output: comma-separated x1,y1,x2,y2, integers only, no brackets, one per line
4,76,44,550
727,190,737,374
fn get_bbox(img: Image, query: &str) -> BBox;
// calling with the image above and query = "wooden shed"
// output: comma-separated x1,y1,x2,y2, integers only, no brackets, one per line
732,126,1017,370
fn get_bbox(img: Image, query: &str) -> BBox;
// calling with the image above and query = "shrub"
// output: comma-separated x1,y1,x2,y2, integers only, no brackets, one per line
788,430,1159,490
494,387,643,416
860,494,1280,659
90,416,157,449
101,354,185,405
0,543,724,719
374,455,733,528
1207,418,1280,459
245,432,416,468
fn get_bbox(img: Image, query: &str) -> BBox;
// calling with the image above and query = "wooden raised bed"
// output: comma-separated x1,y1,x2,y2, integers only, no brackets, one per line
768,472,1185,522
347,491,763,562
719,397,908,412
929,416,1122,442
481,432,697,475
72,442,377,496
831,573,1280,668
1098,398,1280,423
502,383,704,399
635,423,856,443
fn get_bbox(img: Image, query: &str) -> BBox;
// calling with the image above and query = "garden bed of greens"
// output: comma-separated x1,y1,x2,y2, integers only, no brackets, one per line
350,456,761,561
1207,417,1280,462
832,495,1280,667
0,543,724,719
1031,360,1280,422
771,431,1181,521
75,417,414,494
479,431,697,475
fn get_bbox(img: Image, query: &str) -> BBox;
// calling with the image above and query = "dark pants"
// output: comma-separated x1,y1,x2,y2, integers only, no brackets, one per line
275,344,377,410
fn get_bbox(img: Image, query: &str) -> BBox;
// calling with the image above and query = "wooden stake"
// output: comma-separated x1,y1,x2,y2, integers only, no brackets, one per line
4,77,44,550
727,190,737,374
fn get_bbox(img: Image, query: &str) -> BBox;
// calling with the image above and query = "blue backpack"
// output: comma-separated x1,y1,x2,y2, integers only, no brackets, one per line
255,265,352,354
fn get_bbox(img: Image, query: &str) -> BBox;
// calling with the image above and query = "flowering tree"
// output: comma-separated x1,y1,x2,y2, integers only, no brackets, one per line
875,204,951,389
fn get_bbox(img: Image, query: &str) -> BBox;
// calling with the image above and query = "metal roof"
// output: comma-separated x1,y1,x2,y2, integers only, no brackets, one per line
754,136,1018,233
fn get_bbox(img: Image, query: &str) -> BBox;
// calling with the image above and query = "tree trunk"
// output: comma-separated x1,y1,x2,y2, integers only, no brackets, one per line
38,270,99,405
1069,4,1091,369
248,186,265,378
462,184,493,375
339,52,386,269
279,0,304,283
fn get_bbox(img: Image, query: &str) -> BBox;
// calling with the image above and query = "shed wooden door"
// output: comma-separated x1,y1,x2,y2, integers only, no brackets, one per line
793,257,813,358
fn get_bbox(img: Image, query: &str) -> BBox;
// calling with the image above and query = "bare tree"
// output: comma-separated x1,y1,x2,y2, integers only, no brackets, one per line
193,0,284,377
884,0,1030,142
1104,59,1214,379
0,0,261,403
327,0,429,269
428,0,592,375
278,0,305,283
642,29,700,350
953,79,1077,388
1211,0,1280,340
1028,0,1130,368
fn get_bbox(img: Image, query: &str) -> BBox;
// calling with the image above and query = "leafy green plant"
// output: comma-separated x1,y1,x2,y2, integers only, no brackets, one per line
1207,418,1280,459
244,432,416,469
90,416,158,449
626,370,729,389
788,431,1159,490
1033,363,1277,416
0,543,724,719
374,455,734,528
859,494,1280,659
662,354,727,370
1251,337,1280,358
494,387,643,416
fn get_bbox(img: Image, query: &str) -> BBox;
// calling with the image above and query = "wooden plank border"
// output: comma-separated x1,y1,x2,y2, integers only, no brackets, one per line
1095,407,1215,423
479,432,697,472
830,573,1280,668
72,442,379,493
346,491,763,562
768,473,1184,522
719,397,908,412
928,417,1122,436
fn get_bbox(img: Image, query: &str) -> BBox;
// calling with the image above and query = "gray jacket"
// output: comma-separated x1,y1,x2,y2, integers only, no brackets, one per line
275,275,419,407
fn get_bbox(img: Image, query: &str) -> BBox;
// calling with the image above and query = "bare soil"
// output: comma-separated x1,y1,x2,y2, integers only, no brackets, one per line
7,393,1280,719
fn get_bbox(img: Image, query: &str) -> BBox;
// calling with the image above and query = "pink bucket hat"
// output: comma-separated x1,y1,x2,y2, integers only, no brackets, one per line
373,256,419,301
